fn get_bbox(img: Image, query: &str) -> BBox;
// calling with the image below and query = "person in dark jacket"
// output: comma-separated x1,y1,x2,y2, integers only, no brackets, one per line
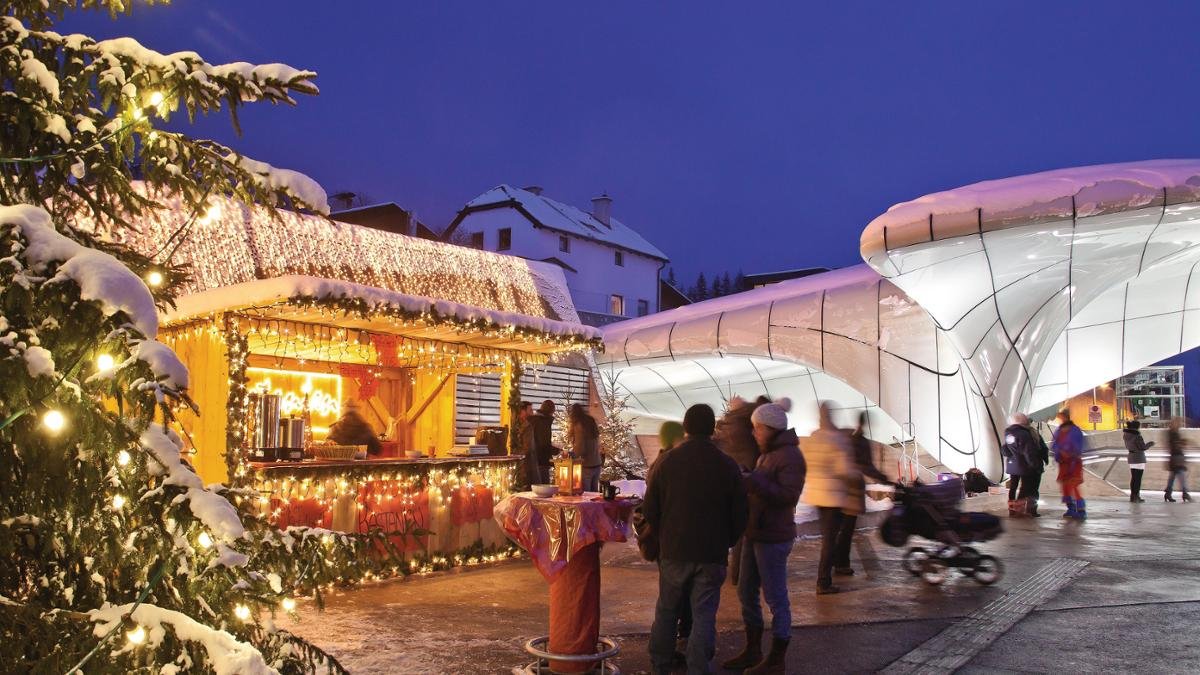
833,411,889,575
645,404,748,675
1165,416,1191,502
515,401,537,489
723,400,805,675
1003,413,1039,516
569,404,602,492
327,399,381,455
1123,419,1153,503
529,400,557,484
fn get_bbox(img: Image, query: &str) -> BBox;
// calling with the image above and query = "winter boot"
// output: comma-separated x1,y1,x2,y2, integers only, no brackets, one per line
721,626,763,671
1062,496,1077,519
744,636,789,675
1008,499,1028,517
1074,499,1087,520
1026,497,1041,517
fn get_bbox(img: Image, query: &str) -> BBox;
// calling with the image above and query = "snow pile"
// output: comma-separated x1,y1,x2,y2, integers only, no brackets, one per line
228,154,329,215
165,275,601,342
4,204,158,337
141,426,246,544
23,345,55,379
131,340,189,391
866,159,1200,238
91,602,278,675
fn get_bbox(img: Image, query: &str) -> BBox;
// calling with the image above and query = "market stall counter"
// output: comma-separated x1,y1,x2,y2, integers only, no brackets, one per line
253,455,522,566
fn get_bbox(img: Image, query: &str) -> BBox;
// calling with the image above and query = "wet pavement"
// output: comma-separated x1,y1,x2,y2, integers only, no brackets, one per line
280,495,1200,674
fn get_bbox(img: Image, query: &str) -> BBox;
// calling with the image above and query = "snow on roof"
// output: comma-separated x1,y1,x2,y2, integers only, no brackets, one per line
164,275,600,342
461,185,668,261
110,188,583,324
862,159,1200,258
602,264,877,347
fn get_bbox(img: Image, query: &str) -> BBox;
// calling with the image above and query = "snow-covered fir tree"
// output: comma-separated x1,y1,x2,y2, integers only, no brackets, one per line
0,2,367,672
597,371,646,481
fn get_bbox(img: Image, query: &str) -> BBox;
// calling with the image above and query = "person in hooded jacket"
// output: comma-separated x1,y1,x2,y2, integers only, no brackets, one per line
1003,413,1040,517
1123,419,1153,503
832,411,890,575
722,399,805,675
802,401,860,595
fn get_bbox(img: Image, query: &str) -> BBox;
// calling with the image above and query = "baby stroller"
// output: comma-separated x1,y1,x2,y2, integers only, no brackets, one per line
879,478,1004,586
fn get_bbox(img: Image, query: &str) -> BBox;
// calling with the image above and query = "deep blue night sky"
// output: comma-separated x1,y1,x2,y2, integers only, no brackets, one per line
62,2,1200,283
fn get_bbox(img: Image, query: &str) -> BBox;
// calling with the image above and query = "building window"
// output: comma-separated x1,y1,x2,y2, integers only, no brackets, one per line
637,299,649,317
470,232,484,249
610,294,625,316
498,228,511,251
614,250,624,266
559,235,570,253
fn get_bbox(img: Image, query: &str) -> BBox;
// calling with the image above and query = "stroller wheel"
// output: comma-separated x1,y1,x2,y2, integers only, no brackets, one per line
920,557,949,585
902,547,929,576
970,555,1004,585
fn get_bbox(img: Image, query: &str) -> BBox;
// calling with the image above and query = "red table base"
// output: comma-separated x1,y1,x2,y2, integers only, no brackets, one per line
548,542,601,673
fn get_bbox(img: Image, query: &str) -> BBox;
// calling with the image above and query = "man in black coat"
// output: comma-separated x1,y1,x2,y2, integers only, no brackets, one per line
645,404,749,674
529,399,557,484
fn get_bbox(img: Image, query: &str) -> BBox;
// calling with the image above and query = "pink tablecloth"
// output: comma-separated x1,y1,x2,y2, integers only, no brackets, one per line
493,493,638,582
495,493,639,672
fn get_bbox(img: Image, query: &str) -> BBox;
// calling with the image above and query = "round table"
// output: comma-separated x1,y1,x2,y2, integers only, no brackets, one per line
494,492,639,673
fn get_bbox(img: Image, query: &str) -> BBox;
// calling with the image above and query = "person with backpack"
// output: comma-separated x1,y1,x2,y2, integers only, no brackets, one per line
1002,413,1039,516
1053,409,1086,520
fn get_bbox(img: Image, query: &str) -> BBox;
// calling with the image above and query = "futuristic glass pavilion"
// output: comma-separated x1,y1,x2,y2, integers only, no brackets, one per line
598,160,1200,478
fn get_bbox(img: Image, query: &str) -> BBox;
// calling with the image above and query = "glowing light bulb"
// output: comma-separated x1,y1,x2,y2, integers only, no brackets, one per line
281,597,296,612
96,353,115,373
117,450,131,466
197,532,213,549
145,270,164,287
234,604,251,621
42,409,65,434
126,625,146,645
148,91,164,106
112,494,126,510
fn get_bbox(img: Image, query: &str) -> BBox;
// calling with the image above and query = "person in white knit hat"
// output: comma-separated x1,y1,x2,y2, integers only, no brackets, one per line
723,397,805,675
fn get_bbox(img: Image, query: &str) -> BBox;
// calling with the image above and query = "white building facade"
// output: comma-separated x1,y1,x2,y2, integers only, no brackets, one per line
445,186,669,327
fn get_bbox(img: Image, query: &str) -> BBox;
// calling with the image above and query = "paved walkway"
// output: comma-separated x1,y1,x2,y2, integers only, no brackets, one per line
280,497,1200,674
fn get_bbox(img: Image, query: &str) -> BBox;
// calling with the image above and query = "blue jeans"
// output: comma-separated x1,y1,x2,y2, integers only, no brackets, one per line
1166,468,1189,496
650,559,726,674
737,539,795,639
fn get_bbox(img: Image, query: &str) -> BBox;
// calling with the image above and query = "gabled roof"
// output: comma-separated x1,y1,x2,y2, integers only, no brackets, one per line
447,184,668,261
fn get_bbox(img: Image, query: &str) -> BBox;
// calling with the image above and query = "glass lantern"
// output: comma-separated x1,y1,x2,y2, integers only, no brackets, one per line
553,455,584,496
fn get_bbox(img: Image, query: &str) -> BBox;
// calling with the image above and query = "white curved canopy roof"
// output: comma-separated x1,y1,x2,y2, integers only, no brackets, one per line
605,160,1200,479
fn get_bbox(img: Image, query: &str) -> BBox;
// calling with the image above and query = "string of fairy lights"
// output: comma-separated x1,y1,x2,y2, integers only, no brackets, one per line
108,186,567,320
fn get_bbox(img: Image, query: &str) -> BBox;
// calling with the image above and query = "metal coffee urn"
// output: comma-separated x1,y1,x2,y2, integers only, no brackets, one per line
249,393,281,461
277,417,305,462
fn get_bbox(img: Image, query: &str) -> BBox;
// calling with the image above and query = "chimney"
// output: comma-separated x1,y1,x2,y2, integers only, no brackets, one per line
523,185,544,196
592,193,613,227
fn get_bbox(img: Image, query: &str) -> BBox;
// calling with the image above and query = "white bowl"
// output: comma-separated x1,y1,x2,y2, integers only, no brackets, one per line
405,450,423,459
531,484,559,498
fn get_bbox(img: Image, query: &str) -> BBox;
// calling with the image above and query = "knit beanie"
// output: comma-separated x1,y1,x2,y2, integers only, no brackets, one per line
751,397,792,430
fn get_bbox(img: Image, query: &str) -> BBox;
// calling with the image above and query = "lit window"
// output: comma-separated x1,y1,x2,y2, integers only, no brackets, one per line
559,235,570,253
637,299,649,316
498,228,511,251
610,294,625,316
614,250,624,266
